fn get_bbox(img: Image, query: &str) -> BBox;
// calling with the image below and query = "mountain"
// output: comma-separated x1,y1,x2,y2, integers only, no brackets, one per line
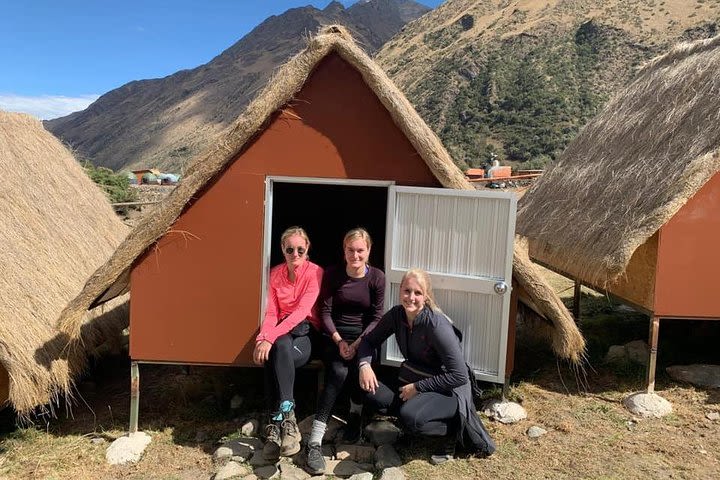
376,0,720,169
45,0,431,173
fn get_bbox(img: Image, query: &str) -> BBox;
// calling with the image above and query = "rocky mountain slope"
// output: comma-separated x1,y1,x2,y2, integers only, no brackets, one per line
45,0,430,173
377,0,720,169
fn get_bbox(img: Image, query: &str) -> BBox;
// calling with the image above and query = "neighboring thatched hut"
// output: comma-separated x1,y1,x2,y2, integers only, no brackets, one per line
0,111,129,415
517,35,720,391
58,27,583,404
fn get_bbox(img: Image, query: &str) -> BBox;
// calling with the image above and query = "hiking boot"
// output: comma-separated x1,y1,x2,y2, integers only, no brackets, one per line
304,442,326,475
429,437,456,465
263,422,281,461
280,410,301,456
342,412,362,443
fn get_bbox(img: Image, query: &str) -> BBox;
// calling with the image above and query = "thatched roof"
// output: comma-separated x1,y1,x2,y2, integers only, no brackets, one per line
517,35,720,287
57,26,584,363
0,111,129,414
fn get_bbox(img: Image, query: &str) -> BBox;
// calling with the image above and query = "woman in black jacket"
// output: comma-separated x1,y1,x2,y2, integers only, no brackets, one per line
357,268,495,464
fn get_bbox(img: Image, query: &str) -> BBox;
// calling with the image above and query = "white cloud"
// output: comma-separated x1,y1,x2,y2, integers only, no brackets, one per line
0,94,100,120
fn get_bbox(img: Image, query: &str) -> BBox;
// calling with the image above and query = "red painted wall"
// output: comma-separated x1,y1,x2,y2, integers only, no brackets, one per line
654,172,720,318
129,53,441,364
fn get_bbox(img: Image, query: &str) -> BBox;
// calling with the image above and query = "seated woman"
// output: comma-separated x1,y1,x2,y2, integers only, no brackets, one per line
356,269,496,464
305,228,385,475
253,226,323,461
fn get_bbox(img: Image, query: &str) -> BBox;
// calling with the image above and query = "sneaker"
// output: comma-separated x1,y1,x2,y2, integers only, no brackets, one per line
342,412,362,443
429,438,456,465
263,422,281,461
280,410,301,456
304,442,326,475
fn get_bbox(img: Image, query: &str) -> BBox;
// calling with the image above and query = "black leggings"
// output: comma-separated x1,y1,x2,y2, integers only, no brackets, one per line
364,379,458,436
264,332,312,410
315,335,365,423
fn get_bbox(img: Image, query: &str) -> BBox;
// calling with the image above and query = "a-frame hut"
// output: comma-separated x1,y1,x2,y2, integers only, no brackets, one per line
517,35,720,391
0,111,129,415
58,27,583,418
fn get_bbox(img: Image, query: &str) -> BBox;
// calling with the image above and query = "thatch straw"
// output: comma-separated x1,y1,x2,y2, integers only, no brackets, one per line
517,35,720,287
57,26,583,363
0,111,129,414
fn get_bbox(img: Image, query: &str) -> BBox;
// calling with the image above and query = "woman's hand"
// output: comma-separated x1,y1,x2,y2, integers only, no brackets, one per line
359,364,378,394
338,340,355,360
253,340,272,365
399,383,418,402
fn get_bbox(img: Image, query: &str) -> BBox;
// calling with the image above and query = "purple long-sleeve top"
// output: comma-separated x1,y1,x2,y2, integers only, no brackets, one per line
320,264,385,341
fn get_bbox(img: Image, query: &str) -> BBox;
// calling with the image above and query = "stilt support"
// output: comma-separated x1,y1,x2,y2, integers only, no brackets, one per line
573,280,582,321
130,361,140,433
646,317,661,393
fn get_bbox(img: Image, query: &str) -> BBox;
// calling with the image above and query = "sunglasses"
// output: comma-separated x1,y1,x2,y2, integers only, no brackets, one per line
284,246,306,256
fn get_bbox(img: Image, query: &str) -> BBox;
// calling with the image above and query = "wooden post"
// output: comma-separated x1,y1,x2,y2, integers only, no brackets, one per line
573,280,582,321
646,317,661,393
129,361,140,433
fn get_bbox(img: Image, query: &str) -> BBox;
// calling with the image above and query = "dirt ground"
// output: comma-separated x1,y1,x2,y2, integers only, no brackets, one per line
1,273,719,480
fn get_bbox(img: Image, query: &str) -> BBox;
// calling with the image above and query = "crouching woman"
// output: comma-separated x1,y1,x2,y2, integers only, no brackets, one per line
357,269,495,464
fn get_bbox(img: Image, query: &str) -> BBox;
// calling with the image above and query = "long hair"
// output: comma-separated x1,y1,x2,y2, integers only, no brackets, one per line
280,226,311,249
400,268,441,313
343,227,372,250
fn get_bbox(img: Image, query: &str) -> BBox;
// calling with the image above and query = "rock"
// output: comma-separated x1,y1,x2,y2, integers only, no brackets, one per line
364,420,401,446
526,426,547,438
483,400,527,424
215,461,248,480
249,451,273,467
279,463,311,480
604,345,627,364
241,419,260,437
325,459,365,477
230,394,244,410
374,444,402,469
91,437,105,445
379,466,407,480
219,439,255,463
242,475,258,480
105,432,152,465
335,444,375,463
624,340,649,366
706,411,720,421
623,392,673,418
253,464,279,479
349,473,374,480
214,446,235,464
666,364,720,388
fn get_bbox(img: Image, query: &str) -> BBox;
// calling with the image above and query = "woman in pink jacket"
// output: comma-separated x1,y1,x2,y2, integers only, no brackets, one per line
253,226,323,461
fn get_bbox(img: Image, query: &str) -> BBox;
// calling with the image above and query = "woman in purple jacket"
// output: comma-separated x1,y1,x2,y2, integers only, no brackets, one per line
304,228,385,475
357,269,495,464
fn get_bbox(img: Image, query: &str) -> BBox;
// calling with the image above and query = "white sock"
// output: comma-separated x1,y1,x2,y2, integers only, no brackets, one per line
349,401,363,415
309,419,327,446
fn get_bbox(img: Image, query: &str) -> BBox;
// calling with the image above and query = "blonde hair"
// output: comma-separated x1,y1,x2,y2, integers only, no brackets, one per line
280,226,310,249
343,227,372,250
401,268,441,312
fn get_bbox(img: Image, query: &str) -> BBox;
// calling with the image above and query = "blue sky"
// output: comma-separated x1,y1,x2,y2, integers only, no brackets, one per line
1,0,441,119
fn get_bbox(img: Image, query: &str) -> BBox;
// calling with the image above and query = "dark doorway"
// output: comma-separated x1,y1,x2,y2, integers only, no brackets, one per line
270,181,388,271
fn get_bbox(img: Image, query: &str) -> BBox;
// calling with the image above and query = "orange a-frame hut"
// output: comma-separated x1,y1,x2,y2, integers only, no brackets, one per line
59,26,583,431
517,35,720,393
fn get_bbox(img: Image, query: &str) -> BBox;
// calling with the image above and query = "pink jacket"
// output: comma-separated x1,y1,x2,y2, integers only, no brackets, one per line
256,260,323,344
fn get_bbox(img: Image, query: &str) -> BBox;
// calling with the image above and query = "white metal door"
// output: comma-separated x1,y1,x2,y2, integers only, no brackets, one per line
382,186,517,383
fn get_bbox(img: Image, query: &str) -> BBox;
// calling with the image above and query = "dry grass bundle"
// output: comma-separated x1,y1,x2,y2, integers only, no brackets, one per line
0,111,129,415
57,25,584,364
517,34,720,287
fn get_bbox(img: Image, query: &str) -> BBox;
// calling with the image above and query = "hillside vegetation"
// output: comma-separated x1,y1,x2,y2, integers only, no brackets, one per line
377,0,720,169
